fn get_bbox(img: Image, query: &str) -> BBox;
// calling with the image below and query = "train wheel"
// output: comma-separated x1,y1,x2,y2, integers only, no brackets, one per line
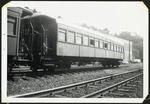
43,67,47,71
111,64,114,67
32,68,38,72
116,64,119,67
102,65,106,67
31,67,38,72
78,62,81,66
66,61,71,68
66,64,71,69
47,66,55,72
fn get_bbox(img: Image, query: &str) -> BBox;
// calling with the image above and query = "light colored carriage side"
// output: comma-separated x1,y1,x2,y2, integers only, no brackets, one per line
56,19,124,66
66,21,132,63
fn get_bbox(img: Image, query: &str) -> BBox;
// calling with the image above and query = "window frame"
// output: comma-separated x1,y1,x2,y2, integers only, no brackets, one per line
111,43,114,51
89,37,95,47
116,45,118,52
114,44,117,51
122,47,124,53
99,39,104,49
67,30,75,43
95,38,99,48
116,45,119,52
7,16,17,36
121,46,124,53
83,35,89,46
58,28,66,42
108,42,111,50
76,33,82,45
104,41,108,49
118,46,120,52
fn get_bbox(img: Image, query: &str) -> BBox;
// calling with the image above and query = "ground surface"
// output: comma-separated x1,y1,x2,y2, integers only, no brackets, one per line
7,63,143,96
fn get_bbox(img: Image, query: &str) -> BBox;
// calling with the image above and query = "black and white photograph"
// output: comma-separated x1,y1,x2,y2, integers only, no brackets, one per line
1,1,149,103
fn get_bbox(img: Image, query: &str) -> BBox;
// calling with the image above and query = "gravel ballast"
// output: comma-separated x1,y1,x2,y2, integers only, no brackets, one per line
7,63,143,96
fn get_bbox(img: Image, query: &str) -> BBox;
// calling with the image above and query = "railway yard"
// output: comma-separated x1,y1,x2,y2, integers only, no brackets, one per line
8,63,143,98
1,4,146,103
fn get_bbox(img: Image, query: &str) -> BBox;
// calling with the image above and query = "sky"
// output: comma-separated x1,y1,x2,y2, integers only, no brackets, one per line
7,1,148,37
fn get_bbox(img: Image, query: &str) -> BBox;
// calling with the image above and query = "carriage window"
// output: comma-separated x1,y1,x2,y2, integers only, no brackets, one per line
90,37,94,46
118,46,120,52
95,39,99,47
117,46,119,52
7,17,16,35
83,35,89,45
58,29,66,42
120,47,122,52
67,31,75,43
111,44,114,50
104,42,108,49
108,43,111,50
100,40,104,48
76,33,82,44
122,47,124,53
114,45,117,51
120,46,122,52
119,46,121,52
116,46,118,51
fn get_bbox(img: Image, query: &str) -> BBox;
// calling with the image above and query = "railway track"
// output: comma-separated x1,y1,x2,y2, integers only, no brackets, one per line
8,64,139,78
81,73,142,98
10,68,143,98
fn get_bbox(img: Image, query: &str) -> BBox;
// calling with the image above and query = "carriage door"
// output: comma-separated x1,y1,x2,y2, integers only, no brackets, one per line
18,19,31,60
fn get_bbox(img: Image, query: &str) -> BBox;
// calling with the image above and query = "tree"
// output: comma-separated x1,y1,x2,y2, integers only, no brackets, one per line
101,28,110,34
33,9,37,13
118,31,143,61
57,16,63,19
119,31,132,40
80,23,90,29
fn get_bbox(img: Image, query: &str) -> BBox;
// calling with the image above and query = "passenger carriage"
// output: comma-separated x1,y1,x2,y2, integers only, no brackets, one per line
7,7,126,72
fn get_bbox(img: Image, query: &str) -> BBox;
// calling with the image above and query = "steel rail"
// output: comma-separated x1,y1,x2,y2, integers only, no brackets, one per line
81,73,143,98
10,69,142,98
